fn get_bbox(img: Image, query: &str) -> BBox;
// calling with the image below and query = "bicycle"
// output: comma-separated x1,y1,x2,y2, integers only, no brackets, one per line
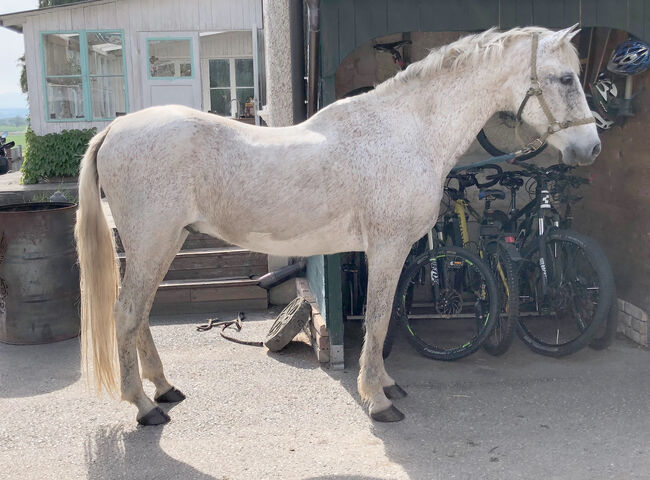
520,164,619,350
442,165,522,356
385,222,500,361
491,163,615,357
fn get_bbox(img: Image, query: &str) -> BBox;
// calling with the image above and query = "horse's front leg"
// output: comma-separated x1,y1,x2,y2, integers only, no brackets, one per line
359,243,410,422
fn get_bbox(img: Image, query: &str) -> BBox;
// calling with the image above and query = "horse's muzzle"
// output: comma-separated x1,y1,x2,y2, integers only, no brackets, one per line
564,140,602,166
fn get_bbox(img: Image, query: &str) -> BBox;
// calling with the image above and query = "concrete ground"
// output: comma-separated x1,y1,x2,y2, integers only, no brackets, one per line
1,309,650,480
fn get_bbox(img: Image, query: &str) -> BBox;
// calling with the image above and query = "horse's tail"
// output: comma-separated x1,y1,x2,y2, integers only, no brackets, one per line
74,126,120,396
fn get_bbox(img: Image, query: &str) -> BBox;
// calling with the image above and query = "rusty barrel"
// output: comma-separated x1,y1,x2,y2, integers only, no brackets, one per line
0,202,79,344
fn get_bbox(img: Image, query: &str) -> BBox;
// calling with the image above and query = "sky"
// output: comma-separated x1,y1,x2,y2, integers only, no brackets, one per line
0,0,39,109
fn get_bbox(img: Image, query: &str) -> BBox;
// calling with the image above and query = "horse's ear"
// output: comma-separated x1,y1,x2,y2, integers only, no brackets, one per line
554,23,581,45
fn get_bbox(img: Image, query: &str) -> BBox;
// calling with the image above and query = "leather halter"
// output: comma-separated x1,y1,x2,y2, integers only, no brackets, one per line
512,33,595,157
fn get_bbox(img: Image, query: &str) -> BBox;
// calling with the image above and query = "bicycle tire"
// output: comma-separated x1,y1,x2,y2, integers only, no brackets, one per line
394,246,499,361
476,128,546,162
483,245,518,356
589,281,618,350
517,230,614,357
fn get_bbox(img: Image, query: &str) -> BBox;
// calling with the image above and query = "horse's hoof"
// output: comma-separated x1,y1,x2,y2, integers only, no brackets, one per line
137,406,170,426
154,387,186,403
371,405,405,423
383,383,408,399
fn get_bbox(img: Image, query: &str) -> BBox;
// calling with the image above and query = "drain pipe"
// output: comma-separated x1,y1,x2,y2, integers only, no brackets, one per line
306,0,320,117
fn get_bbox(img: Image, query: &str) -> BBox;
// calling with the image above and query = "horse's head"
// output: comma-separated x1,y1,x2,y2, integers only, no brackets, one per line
509,25,601,166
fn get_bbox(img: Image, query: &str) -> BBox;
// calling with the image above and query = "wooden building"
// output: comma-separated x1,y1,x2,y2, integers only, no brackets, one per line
0,0,264,135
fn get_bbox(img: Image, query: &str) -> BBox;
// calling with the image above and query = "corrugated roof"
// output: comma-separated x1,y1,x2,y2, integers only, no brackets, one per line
0,0,110,32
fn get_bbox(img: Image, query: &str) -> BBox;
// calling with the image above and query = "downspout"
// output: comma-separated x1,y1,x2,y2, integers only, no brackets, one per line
306,0,320,117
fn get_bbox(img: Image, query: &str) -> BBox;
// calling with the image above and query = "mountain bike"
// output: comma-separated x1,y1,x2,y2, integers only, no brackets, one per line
492,163,615,356
385,221,500,361
442,165,522,356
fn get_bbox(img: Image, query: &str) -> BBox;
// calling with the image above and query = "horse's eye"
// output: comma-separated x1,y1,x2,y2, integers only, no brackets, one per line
560,74,573,86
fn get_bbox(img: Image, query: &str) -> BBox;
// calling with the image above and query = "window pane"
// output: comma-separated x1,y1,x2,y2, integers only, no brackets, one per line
90,76,126,119
235,88,255,117
43,33,81,76
46,77,84,119
87,32,124,76
235,58,253,87
210,89,231,116
148,39,192,77
209,59,230,88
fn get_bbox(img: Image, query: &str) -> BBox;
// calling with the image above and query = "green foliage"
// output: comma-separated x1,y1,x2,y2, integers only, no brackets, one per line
18,55,27,95
21,127,96,184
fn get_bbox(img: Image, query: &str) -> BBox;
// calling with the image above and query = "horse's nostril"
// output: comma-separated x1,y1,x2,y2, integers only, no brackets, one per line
591,142,602,158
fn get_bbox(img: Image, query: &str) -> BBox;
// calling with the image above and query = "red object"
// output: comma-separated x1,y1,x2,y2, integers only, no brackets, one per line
504,235,515,244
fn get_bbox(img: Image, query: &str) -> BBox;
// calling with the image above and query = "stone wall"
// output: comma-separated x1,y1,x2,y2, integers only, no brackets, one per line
617,299,648,347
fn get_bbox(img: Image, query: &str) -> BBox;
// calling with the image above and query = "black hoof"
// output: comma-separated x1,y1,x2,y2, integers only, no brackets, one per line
154,387,186,403
371,405,405,423
137,406,170,426
383,383,408,399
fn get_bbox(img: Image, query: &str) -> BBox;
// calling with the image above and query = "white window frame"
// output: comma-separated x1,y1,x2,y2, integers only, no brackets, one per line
205,57,254,116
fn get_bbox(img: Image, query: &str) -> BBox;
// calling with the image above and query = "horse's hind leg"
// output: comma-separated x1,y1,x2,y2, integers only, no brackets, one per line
359,244,410,422
116,229,187,425
138,325,186,403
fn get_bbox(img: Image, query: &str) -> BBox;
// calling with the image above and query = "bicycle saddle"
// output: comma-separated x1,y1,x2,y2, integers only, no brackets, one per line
373,40,412,52
499,176,524,189
478,188,506,200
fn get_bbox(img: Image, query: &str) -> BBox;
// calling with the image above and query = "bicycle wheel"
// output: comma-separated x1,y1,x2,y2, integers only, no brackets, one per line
517,230,614,357
482,245,518,356
393,246,499,361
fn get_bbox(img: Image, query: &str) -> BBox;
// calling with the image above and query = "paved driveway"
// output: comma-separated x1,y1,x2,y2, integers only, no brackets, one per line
1,309,649,479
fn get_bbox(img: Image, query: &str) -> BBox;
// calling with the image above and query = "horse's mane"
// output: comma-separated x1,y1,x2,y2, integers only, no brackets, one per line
374,26,580,94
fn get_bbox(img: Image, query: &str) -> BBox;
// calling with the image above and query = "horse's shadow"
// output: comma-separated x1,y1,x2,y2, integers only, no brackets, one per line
0,337,80,398
85,416,216,480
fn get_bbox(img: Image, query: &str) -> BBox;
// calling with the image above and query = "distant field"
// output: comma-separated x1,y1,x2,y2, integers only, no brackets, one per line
0,123,27,133
6,132,26,150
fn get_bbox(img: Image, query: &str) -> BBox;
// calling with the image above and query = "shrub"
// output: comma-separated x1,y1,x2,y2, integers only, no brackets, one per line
21,126,96,184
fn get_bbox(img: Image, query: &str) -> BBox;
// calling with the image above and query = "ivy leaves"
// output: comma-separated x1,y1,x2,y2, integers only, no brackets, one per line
21,126,96,184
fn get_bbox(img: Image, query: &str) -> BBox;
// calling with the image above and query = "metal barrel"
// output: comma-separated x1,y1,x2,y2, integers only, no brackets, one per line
0,202,80,344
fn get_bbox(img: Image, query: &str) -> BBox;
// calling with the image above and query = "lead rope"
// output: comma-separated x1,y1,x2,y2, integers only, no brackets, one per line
196,311,264,347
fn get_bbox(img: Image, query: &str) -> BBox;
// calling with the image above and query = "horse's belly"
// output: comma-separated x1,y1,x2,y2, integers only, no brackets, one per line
203,211,365,256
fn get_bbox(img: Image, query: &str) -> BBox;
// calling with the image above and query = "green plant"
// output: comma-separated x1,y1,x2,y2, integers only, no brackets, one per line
21,127,96,184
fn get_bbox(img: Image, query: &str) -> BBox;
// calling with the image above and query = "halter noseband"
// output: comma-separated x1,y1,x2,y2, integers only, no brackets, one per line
513,33,595,157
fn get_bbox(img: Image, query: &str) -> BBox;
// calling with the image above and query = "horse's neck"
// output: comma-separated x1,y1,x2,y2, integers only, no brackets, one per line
391,59,524,171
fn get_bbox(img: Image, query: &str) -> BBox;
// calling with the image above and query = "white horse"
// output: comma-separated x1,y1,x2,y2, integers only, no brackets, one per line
76,25,600,426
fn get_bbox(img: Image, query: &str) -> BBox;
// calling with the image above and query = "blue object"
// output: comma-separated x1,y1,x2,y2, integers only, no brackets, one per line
607,38,650,75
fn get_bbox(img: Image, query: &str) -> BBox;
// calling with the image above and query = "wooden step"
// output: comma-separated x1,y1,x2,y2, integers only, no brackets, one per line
118,246,268,281
113,228,231,253
151,277,268,315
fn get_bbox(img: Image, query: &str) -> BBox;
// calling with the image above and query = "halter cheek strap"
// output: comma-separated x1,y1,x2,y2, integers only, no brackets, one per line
513,33,595,157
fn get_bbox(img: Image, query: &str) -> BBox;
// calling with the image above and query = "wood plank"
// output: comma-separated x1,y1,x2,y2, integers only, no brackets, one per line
151,297,268,315
338,0,356,67
514,0,534,26
161,277,261,288
190,284,267,302
387,0,419,34
164,266,267,281
154,287,191,304
499,0,518,29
